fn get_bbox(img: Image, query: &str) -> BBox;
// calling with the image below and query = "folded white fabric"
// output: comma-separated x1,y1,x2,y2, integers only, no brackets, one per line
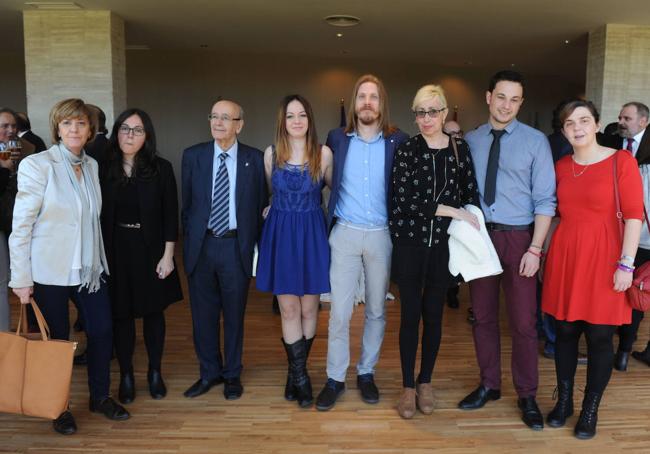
448,204,503,281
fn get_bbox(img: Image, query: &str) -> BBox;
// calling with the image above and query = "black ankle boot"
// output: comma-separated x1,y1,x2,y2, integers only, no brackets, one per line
282,337,296,401
574,391,603,439
148,368,167,399
547,379,574,428
118,371,135,404
282,337,313,408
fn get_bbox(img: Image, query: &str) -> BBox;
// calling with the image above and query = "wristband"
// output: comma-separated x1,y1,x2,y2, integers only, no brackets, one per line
620,255,635,263
617,262,635,273
527,248,542,258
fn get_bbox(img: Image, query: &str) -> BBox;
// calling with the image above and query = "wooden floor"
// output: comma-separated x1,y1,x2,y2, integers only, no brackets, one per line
2,279,650,454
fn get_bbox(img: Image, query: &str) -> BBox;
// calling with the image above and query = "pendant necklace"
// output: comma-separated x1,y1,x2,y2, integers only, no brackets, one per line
571,158,590,178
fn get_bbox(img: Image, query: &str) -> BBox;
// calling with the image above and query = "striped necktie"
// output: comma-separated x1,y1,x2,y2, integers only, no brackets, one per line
208,153,230,235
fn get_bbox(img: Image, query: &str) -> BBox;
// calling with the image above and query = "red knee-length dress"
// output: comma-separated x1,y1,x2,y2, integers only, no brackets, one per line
542,151,644,325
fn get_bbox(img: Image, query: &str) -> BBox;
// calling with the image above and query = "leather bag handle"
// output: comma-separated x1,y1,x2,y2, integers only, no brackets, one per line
613,150,650,242
16,298,51,341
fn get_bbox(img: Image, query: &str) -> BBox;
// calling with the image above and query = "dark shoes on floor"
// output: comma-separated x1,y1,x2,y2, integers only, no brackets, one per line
53,410,77,435
316,378,345,411
517,396,544,431
224,377,243,400
184,377,224,398
89,397,130,421
357,374,379,404
574,392,602,439
458,385,501,410
148,369,167,400
546,379,574,428
118,372,135,404
614,349,630,371
632,344,650,366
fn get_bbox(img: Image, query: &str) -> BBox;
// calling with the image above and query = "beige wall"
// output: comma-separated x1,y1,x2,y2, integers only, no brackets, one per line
587,24,650,126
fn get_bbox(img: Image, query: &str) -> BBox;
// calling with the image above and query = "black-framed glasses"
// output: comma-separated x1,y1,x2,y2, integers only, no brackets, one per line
118,125,146,136
208,114,241,122
413,107,447,119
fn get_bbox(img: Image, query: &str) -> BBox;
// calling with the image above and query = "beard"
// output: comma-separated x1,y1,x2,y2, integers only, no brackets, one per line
617,125,631,138
356,108,379,126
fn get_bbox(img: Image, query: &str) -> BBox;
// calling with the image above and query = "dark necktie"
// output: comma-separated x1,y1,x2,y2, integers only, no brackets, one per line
626,138,634,152
208,153,230,235
484,129,506,206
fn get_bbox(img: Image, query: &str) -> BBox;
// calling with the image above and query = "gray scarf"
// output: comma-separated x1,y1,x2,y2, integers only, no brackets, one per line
58,144,108,293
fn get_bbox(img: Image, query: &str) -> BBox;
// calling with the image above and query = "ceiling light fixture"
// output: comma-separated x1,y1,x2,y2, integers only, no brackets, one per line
565,39,570,44
324,15,361,27
24,1,83,10
336,33,343,38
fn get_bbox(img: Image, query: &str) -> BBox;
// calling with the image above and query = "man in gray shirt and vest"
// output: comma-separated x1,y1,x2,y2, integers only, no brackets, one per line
458,70,556,431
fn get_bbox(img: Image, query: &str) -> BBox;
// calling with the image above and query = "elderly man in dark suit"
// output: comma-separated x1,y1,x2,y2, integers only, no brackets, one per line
611,101,650,371
181,99,267,400
15,112,47,153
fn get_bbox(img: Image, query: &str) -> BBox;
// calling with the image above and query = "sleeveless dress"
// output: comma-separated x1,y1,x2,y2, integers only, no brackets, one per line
542,151,643,325
256,162,330,295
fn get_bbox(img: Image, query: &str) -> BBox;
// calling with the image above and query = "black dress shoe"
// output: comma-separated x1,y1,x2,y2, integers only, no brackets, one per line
614,350,630,371
183,377,223,398
223,377,243,400
458,385,501,410
356,374,379,404
632,348,650,366
118,372,135,404
73,351,87,366
89,397,130,421
315,378,345,411
52,410,77,435
518,396,544,430
148,369,167,400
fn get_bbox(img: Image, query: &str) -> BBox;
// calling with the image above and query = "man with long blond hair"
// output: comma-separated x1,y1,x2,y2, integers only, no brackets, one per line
316,74,408,411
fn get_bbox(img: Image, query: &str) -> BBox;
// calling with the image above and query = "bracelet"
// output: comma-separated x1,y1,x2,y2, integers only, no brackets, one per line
529,244,543,250
617,262,635,273
527,248,543,258
620,255,635,263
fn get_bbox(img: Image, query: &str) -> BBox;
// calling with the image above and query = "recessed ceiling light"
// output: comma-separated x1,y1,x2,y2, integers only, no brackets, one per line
565,39,570,44
336,33,343,38
511,63,516,67
24,1,83,10
325,15,361,27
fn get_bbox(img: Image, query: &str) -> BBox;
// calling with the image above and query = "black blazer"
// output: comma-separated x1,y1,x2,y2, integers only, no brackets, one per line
21,130,47,153
86,134,109,164
100,157,183,309
601,131,650,166
181,141,267,277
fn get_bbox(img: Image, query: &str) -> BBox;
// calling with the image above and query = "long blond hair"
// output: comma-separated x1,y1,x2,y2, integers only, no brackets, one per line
344,74,396,137
274,94,321,181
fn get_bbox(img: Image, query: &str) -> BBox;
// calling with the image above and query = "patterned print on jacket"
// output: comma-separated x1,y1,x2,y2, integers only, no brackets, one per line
389,134,480,246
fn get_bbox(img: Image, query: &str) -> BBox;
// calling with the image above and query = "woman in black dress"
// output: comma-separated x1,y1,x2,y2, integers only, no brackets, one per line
101,108,183,404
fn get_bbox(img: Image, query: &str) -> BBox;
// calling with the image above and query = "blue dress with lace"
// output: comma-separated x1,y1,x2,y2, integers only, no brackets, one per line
256,163,330,295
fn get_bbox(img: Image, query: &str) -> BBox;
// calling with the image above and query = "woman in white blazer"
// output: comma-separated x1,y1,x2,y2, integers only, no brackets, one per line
9,99,130,435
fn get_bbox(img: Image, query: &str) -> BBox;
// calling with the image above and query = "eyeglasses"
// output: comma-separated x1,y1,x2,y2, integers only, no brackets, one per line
118,125,146,136
413,108,447,119
208,114,241,122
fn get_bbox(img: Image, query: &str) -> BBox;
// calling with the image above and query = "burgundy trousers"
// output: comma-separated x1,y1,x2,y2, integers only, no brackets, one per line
468,229,538,398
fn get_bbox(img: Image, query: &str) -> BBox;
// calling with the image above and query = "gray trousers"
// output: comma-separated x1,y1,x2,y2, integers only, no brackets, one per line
326,223,392,382
0,231,9,331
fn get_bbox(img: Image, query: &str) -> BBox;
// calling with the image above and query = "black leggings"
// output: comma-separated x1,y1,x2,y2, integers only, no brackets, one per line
398,283,446,388
113,311,166,373
555,319,616,395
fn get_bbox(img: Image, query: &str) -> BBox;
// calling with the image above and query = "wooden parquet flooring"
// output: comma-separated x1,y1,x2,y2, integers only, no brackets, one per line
2,277,650,453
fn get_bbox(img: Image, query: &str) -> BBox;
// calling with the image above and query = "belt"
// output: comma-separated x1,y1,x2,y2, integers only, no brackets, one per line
207,228,237,238
117,222,141,229
485,222,532,231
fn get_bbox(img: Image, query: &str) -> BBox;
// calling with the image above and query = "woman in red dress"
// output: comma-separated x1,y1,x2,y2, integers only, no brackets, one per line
542,100,643,439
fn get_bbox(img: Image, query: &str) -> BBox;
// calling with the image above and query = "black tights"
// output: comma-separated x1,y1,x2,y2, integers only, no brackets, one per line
398,283,446,388
113,311,166,373
554,319,616,395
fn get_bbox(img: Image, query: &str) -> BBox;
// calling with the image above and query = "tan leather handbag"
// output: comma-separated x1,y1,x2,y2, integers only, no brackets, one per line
0,299,77,419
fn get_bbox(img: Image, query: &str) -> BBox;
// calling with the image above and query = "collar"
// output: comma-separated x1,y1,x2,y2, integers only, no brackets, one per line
632,128,646,144
17,130,27,138
214,140,238,160
484,118,519,136
346,130,384,144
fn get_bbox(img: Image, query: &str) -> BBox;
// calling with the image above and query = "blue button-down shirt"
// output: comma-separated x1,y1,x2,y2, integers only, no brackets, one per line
466,119,556,225
212,140,238,230
334,131,387,228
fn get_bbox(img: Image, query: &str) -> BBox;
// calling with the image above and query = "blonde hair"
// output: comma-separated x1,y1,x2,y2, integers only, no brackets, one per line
49,98,97,144
411,84,448,112
344,74,396,137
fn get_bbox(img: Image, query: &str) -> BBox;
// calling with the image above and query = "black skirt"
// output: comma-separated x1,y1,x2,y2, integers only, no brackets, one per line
391,242,454,288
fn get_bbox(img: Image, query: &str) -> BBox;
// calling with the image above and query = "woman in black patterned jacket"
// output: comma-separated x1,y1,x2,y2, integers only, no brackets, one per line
389,84,480,419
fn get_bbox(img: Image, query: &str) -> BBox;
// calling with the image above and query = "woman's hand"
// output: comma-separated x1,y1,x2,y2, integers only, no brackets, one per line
262,205,271,219
456,208,480,230
13,287,33,305
156,255,175,280
613,268,633,292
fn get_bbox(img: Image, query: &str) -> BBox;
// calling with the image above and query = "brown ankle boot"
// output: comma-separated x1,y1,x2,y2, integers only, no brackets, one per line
416,382,434,414
397,388,416,419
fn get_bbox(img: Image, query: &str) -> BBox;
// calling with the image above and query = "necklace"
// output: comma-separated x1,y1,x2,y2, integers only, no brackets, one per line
571,158,590,177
